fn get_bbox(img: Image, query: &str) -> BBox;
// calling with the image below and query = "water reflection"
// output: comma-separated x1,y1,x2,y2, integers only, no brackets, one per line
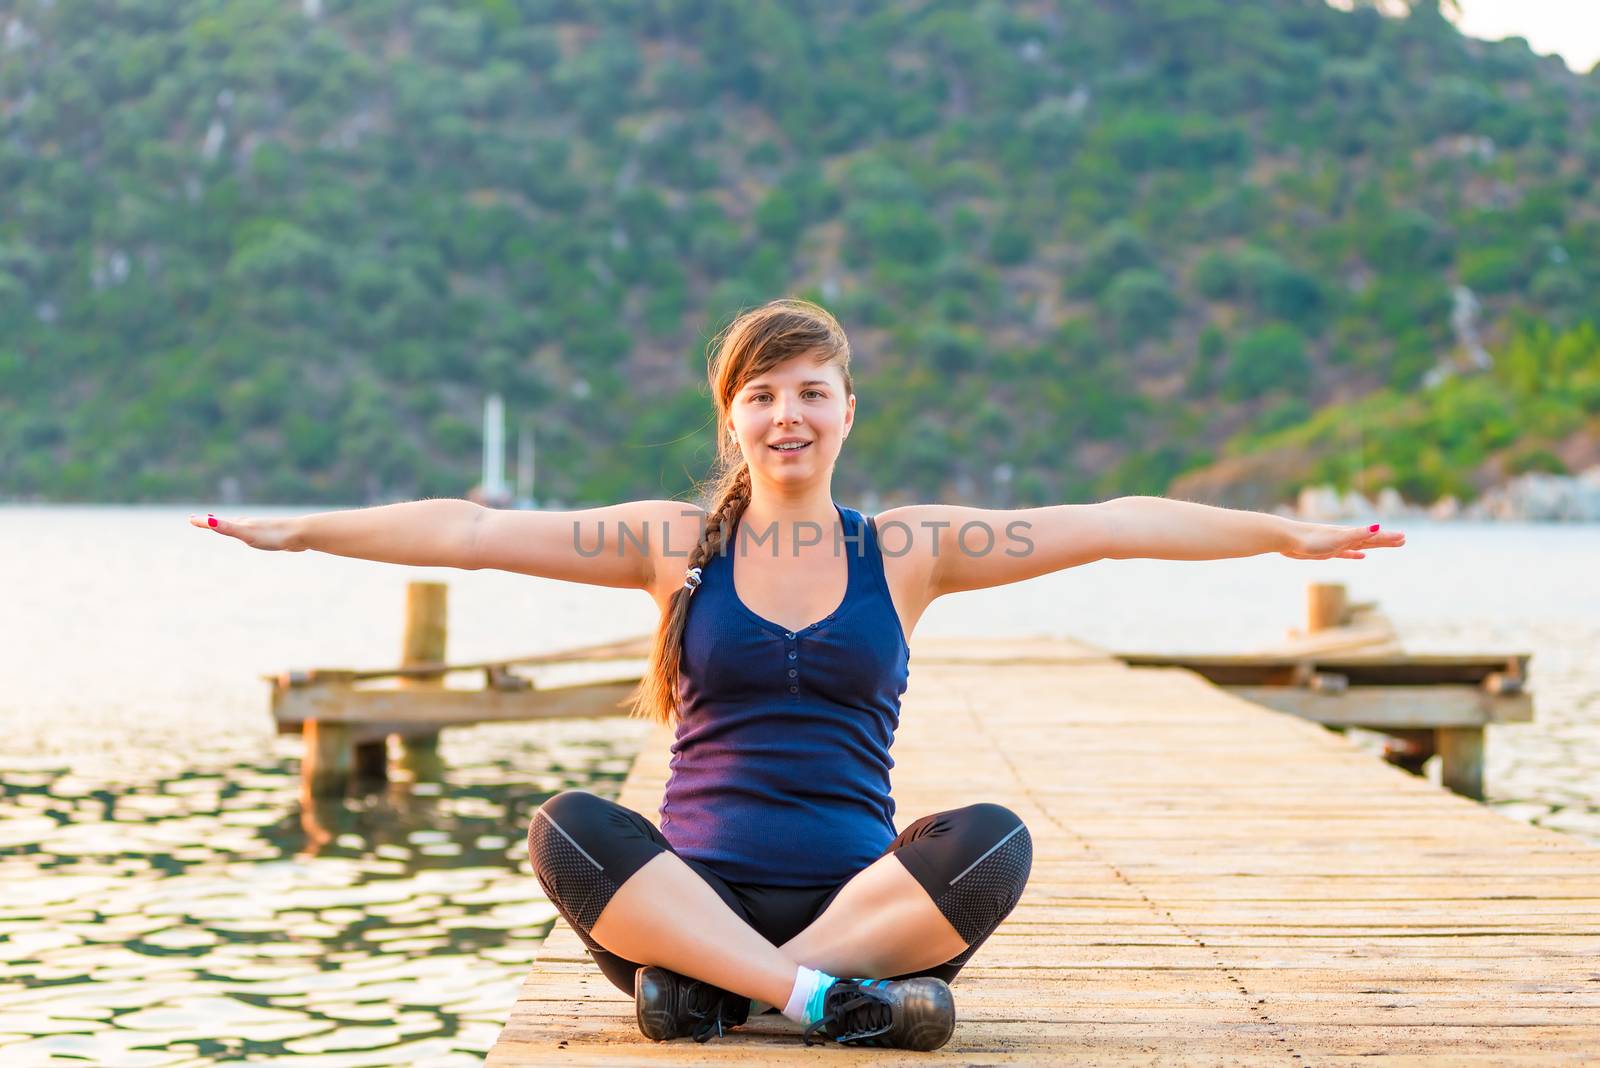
0,718,649,1066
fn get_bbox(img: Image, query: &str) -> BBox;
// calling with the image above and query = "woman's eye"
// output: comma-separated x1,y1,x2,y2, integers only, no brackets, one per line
750,390,824,402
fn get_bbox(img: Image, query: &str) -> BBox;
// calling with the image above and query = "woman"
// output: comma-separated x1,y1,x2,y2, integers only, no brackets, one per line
192,298,1404,1051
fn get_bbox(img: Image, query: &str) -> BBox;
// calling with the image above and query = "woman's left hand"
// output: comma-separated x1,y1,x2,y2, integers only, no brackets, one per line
1280,521,1406,561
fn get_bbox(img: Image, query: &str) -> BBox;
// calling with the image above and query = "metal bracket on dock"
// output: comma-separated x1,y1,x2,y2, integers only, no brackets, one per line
485,664,534,692
1307,671,1349,695
1483,670,1523,696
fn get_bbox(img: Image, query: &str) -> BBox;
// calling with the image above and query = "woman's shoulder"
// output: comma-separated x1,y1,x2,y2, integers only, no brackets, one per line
866,501,958,536
862,499,1009,579
635,500,711,609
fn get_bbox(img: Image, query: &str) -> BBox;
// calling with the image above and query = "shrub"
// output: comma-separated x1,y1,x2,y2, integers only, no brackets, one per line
1459,246,1529,294
1103,269,1180,342
1071,221,1154,297
1223,324,1309,399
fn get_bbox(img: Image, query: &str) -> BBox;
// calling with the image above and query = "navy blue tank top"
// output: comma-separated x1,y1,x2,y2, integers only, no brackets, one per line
659,502,912,886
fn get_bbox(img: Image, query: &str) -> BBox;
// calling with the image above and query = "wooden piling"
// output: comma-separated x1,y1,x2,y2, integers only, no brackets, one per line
1437,725,1486,800
393,581,449,782
301,717,354,797
1305,581,1349,632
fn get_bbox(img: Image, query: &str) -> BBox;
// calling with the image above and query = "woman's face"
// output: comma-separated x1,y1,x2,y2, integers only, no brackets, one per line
727,355,854,485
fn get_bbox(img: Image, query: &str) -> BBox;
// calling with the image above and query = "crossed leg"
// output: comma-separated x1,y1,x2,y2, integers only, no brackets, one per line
589,851,799,1006
781,803,1034,980
778,852,967,978
528,791,1032,1004
528,790,794,1004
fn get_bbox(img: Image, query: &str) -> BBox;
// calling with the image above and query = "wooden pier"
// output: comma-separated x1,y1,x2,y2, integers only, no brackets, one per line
488,636,1600,1064
268,582,650,795
270,582,1530,805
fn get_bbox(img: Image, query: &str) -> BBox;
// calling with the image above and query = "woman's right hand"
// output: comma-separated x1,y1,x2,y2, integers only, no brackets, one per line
187,513,304,551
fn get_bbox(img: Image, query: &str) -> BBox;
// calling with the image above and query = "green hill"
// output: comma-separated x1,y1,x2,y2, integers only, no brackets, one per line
2,0,1597,507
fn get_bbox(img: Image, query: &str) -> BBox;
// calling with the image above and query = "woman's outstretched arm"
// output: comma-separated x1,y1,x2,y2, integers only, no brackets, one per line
188,498,706,594
876,497,1405,598
188,499,481,563
1091,495,1403,562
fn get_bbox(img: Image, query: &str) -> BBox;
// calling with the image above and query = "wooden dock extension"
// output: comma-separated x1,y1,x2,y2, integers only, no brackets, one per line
490,636,1600,1065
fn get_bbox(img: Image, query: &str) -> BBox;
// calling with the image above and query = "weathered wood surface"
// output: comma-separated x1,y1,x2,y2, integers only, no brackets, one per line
1223,685,1531,728
1115,652,1530,687
275,676,642,726
1265,606,1400,657
262,632,657,688
488,636,1600,1065
1119,635,1530,801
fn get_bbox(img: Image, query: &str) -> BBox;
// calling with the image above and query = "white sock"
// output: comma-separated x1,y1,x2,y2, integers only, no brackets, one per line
780,965,838,1026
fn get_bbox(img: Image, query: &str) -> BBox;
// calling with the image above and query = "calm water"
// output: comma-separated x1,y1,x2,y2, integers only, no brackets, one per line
2,505,1597,1064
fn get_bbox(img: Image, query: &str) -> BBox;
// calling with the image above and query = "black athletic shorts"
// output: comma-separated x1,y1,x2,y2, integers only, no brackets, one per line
527,789,1033,996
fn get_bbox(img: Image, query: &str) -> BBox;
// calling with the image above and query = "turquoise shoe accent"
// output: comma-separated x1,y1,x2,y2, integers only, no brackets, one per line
802,973,840,1026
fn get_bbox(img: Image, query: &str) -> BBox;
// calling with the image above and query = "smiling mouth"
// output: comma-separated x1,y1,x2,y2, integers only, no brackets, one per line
769,442,812,452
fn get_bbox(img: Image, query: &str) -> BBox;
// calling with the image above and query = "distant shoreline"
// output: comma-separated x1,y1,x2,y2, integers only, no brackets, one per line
7,482,1600,527
1287,466,1600,523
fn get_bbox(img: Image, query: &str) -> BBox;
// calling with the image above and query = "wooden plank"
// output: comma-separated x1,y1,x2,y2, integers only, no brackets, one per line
1116,653,1531,687
273,678,640,726
267,634,1113,691
263,632,657,686
1225,686,1531,727
488,637,1600,1064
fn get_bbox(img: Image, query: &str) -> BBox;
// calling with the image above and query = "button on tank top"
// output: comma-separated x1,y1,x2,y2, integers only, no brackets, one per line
660,502,912,887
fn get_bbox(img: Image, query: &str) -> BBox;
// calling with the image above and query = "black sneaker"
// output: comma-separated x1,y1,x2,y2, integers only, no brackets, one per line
801,976,955,1050
634,966,750,1043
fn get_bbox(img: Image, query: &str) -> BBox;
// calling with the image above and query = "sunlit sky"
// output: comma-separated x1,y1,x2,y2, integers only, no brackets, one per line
1448,0,1600,74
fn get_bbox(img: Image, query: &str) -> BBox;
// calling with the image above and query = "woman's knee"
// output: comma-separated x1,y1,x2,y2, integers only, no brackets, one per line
526,790,673,918
534,787,616,826
526,791,647,945
935,804,1033,942
534,786,606,818
528,791,603,870
948,801,1026,838
528,792,605,891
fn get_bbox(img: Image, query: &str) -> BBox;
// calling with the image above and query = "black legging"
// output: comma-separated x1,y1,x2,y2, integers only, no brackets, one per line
527,790,1033,996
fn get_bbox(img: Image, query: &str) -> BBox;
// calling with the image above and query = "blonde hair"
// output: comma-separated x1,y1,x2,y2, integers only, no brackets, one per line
628,298,854,725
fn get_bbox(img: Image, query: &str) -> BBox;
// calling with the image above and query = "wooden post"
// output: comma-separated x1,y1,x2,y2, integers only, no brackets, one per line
351,739,388,786
353,735,388,781
1436,727,1485,800
392,581,448,782
303,718,354,797
1306,582,1348,634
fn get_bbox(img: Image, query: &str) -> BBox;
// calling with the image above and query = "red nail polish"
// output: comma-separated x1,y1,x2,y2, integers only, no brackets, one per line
1369,524,1380,532
208,516,218,528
